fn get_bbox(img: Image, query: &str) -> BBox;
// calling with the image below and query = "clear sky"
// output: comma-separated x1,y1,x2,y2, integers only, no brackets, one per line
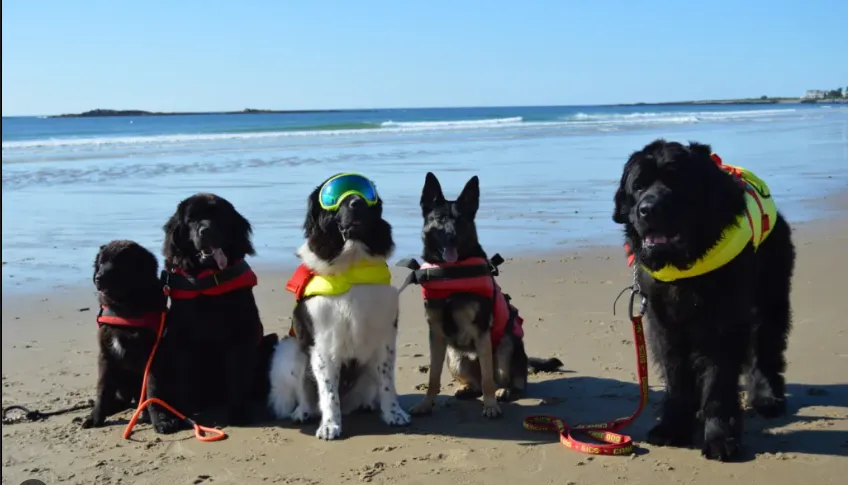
2,0,846,116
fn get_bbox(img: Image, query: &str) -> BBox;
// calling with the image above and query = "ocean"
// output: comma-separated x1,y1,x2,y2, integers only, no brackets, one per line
3,104,847,294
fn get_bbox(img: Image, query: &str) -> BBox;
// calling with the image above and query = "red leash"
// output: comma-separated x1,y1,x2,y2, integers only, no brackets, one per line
523,286,648,455
122,286,226,442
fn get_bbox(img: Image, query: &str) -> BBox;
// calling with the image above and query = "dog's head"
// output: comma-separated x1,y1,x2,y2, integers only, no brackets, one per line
612,139,746,271
93,240,161,304
163,193,255,272
419,172,484,263
297,173,394,273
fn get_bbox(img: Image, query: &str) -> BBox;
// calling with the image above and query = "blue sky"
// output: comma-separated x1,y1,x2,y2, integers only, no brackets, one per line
2,0,846,116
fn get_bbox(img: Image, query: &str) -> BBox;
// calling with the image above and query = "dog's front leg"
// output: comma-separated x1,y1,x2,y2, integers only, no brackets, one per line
225,343,255,426
81,354,118,428
699,353,744,461
375,317,411,427
474,332,502,418
410,324,448,415
311,346,343,440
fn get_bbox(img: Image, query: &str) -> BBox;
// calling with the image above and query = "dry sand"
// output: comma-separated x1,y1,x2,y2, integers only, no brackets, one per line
3,219,847,485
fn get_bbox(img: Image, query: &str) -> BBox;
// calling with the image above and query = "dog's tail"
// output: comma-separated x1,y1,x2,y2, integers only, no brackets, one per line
252,333,280,401
528,356,564,373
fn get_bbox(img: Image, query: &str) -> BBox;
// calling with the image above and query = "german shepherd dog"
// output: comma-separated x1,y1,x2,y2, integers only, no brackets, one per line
407,173,563,418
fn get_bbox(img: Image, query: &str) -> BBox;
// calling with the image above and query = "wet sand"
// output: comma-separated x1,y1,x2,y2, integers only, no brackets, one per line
3,216,848,485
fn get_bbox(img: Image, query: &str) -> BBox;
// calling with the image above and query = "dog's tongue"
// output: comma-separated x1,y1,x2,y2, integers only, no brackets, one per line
645,235,669,245
211,248,228,270
442,247,458,263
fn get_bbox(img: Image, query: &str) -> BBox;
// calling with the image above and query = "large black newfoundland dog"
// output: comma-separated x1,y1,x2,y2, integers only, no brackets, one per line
146,193,270,434
82,240,166,429
612,140,795,461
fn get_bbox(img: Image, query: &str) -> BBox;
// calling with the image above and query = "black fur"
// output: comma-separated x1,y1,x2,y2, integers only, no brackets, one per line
301,176,394,264
148,193,266,434
82,240,166,429
612,139,796,461
411,173,562,417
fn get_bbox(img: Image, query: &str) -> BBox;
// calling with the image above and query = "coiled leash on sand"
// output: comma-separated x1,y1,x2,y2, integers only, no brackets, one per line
2,401,94,425
122,284,226,442
523,279,649,456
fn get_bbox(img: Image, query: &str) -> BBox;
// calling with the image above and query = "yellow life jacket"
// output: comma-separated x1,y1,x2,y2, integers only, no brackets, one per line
644,160,777,282
284,259,392,336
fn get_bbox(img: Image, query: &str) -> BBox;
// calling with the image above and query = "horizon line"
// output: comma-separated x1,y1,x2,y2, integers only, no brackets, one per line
0,96,806,118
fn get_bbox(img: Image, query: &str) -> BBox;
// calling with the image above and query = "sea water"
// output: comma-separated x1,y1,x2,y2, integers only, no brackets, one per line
3,104,847,294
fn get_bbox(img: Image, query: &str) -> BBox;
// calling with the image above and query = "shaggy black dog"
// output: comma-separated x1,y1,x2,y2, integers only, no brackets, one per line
82,240,166,429
612,140,795,461
146,193,267,434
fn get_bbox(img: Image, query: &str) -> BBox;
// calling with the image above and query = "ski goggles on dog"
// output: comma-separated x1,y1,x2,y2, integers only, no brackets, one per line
318,173,380,211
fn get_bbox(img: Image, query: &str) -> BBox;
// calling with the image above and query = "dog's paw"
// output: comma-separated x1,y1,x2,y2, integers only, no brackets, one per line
291,405,316,423
646,422,694,447
751,396,786,419
227,408,252,427
80,415,100,429
152,415,184,435
481,400,503,419
495,388,522,402
701,418,741,462
382,406,411,427
138,408,151,424
315,420,342,440
409,399,435,416
454,386,483,400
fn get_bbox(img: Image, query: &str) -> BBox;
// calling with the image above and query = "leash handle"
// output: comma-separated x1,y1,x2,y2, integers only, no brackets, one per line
523,306,649,456
122,288,227,443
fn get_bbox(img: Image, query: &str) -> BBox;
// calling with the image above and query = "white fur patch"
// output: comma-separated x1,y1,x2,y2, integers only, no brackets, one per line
110,336,125,358
267,336,309,420
296,240,393,275
273,238,410,440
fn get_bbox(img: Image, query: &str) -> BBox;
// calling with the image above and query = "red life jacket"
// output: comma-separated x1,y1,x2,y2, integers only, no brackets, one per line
164,259,258,300
96,306,162,332
398,255,523,348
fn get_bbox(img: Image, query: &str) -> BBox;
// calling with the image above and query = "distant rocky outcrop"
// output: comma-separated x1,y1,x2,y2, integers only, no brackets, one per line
49,108,348,118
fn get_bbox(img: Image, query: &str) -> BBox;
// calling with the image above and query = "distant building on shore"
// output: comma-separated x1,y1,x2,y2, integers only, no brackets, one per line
802,90,828,99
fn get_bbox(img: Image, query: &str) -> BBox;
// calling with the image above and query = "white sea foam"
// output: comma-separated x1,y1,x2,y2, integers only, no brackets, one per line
0,108,820,152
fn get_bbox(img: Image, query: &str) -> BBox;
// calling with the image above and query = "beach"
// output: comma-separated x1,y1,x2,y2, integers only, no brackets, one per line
3,212,848,485
3,104,848,484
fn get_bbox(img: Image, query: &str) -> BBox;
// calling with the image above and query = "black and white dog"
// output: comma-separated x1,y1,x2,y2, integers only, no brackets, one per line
268,173,410,440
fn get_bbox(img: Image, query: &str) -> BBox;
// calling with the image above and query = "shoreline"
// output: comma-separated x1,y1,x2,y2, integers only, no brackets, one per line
17,98,844,119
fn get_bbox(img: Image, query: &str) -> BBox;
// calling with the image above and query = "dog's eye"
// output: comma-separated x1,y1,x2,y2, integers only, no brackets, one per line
632,181,644,192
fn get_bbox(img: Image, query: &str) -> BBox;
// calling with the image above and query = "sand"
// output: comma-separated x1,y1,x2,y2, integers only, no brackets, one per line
3,219,848,485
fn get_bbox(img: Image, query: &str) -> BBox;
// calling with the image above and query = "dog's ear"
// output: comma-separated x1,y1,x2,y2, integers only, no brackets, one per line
162,208,187,266
457,175,480,218
230,207,256,257
612,155,637,224
687,141,713,161
420,172,446,215
303,188,322,238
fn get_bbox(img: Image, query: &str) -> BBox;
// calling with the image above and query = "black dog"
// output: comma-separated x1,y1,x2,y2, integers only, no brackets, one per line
147,193,266,434
612,140,795,461
82,240,166,429
407,173,563,419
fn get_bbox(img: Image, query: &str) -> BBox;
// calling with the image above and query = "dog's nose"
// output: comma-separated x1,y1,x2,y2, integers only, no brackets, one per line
638,200,655,219
348,196,364,209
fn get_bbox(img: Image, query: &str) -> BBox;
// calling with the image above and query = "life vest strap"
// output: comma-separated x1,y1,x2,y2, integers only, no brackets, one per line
97,306,163,331
164,260,257,299
396,254,504,294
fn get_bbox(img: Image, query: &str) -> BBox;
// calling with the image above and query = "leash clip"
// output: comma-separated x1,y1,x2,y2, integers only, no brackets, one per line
613,270,646,319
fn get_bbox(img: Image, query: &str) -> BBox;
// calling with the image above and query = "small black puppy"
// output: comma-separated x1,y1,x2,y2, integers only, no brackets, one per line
147,193,266,434
408,172,562,419
612,140,795,461
82,240,166,429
